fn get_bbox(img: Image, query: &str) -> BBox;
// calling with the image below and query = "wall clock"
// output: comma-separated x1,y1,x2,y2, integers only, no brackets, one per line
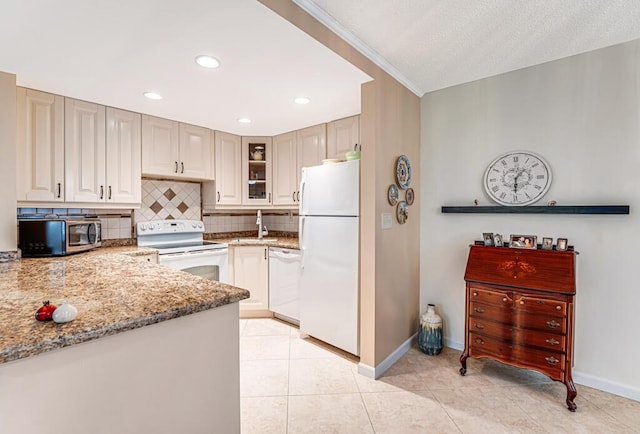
484,151,552,206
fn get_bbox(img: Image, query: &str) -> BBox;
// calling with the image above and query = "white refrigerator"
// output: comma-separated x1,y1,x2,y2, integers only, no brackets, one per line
299,160,359,355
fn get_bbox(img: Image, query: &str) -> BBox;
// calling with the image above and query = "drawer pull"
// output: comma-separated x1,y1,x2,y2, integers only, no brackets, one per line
546,320,561,329
545,356,560,365
473,292,478,296
519,300,525,305
473,307,485,313
474,338,484,344
502,297,508,302
556,305,562,311
545,338,560,345
474,323,485,330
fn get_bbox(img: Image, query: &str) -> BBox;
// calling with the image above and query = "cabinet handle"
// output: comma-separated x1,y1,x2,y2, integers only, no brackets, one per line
174,161,178,173
556,305,562,311
546,320,561,329
108,185,112,200
292,191,296,201
297,191,300,201
268,193,271,203
57,183,61,198
264,248,267,260
217,192,220,203
545,338,560,346
474,323,485,330
99,185,104,199
181,162,184,173
545,356,560,365
474,338,484,344
473,307,485,313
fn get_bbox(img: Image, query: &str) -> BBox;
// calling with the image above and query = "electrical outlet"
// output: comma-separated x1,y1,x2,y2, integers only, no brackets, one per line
381,213,392,230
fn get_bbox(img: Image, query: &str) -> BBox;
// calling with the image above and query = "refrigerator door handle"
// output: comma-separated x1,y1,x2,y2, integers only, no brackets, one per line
299,216,306,269
299,175,306,213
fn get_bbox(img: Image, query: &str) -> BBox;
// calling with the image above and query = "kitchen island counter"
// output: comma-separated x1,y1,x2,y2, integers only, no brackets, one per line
0,247,249,364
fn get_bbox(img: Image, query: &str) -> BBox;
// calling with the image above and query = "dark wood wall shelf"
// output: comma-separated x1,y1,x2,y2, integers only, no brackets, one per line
441,205,629,215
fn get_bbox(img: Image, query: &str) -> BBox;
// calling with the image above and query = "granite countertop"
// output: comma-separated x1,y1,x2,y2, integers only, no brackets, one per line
0,247,249,365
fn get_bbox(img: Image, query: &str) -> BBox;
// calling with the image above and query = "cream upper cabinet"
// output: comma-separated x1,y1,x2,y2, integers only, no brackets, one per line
327,115,359,160
234,246,270,316
272,131,298,206
142,116,213,181
64,98,106,203
141,115,179,177
242,136,272,206
106,107,141,204
212,130,242,206
272,124,326,206
179,123,212,180
16,88,65,202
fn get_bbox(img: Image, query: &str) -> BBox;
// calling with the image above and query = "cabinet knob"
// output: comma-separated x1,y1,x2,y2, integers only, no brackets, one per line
556,305,562,311
473,292,478,296
502,297,508,302
519,300,525,305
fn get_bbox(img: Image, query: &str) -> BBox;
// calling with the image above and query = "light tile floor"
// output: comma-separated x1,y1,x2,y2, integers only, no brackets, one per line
240,318,640,433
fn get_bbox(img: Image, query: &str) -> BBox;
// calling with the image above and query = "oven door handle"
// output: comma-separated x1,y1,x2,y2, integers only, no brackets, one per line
161,249,228,258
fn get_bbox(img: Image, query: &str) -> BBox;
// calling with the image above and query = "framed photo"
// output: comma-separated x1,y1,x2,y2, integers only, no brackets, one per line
541,237,553,250
493,233,504,247
557,238,568,251
482,232,494,246
509,234,537,249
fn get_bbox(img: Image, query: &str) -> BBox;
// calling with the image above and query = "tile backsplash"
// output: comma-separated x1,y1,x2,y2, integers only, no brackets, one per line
134,179,201,225
203,212,298,234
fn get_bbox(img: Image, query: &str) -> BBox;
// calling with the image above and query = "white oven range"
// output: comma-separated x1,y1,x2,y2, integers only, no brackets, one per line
136,220,229,284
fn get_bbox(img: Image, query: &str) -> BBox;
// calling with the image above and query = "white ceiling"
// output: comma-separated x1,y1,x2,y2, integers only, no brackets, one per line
298,0,640,96
0,0,371,136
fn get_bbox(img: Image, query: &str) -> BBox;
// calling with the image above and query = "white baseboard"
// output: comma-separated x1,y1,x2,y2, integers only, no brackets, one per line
357,333,416,379
573,371,640,402
444,338,464,351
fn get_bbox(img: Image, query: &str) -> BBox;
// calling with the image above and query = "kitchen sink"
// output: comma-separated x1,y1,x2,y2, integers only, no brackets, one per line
236,238,278,243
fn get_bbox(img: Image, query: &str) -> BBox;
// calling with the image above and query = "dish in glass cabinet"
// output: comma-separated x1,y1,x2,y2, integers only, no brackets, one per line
395,155,411,189
396,201,409,224
322,158,345,165
405,188,415,205
388,184,399,206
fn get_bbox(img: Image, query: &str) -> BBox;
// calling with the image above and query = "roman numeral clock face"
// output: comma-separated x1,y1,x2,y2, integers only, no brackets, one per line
484,151,552,206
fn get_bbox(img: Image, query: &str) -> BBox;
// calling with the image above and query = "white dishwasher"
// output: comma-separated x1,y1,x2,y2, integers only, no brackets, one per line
268,247,301,324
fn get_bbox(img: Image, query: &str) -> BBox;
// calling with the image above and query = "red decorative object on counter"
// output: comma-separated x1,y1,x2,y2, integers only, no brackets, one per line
35,301,57,321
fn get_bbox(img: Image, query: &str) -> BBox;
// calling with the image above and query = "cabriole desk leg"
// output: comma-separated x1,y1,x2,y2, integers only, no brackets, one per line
565,378,577,411
459,351,468,376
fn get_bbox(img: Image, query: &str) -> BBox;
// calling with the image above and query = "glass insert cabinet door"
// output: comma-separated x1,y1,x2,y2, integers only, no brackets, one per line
242,136,272,205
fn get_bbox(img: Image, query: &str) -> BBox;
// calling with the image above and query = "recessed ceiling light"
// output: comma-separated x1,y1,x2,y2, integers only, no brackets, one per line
143,92,163,100
195,55,220,69
294,97,310,105
237,118,251,124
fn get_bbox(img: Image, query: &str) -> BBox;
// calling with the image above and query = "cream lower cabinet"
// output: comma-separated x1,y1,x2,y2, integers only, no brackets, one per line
16,88,65,202
233,246,270,317
272,124,326,206
327,115,359,160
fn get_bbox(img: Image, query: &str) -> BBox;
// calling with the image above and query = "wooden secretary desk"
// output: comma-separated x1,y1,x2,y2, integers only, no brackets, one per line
460,244,578,411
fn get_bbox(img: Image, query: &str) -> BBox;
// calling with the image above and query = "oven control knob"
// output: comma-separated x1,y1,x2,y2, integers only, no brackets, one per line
148,224,155,231
197,222,203,229
139,224,147,231
192,222,197,228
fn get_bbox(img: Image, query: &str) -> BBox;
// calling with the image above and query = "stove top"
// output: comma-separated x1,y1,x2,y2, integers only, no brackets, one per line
136,219,227,254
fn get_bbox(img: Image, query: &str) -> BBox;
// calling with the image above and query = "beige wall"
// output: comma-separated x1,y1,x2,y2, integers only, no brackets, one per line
0,71,16,252
260,0,421,368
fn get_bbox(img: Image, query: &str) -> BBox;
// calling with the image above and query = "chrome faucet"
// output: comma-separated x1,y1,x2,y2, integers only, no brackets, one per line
256,210,268,240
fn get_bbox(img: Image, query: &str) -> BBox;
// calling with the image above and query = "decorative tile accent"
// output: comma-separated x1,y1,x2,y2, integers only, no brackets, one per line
134,179,201,227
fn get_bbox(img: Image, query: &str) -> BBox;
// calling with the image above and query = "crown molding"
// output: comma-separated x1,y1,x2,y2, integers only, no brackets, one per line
293,0,424,97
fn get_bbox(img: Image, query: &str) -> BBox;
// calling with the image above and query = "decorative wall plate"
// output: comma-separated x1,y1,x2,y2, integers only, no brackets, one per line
388,184,399,206
396,201,408,224
395,155,411,190
405,188,414,205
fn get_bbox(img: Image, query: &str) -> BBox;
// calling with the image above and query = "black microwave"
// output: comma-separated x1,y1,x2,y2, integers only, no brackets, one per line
19,219,102,257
